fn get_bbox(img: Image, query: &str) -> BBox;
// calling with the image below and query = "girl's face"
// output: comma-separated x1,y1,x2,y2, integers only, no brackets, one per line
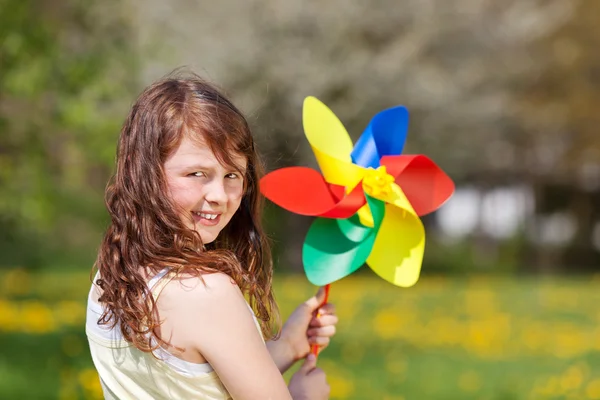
163,135,247,244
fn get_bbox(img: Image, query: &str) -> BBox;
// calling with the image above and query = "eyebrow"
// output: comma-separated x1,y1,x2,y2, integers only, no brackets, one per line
184,163,247,174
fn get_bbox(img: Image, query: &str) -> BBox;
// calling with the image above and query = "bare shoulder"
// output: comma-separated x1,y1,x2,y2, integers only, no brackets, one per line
154,271,291,399
154,271,254,353
158,271,244,310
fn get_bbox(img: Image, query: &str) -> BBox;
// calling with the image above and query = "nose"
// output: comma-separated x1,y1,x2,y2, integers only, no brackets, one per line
204,178,228,205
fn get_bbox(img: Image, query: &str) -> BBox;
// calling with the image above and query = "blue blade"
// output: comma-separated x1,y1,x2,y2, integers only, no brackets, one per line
351,106,410,168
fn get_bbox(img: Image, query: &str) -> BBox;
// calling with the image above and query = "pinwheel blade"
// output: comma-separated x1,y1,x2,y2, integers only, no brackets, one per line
303,97,366,189
366,185,425,287
351,106,409,169
303,196,385,285
380,155,455,216
260,166,366,218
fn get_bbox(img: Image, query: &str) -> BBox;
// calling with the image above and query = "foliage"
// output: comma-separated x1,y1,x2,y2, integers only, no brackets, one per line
0,0,137,268
1,0,599,272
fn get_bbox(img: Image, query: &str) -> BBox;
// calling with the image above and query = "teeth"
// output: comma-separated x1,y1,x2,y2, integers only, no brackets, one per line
194,212,218,220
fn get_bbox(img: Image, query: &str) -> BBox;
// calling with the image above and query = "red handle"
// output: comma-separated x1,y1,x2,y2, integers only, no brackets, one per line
310,284,331,357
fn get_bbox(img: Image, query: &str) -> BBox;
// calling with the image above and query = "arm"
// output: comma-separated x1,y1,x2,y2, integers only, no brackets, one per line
266,338,296,374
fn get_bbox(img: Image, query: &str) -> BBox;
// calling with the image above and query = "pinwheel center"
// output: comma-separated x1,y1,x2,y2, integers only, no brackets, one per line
362,166,395,198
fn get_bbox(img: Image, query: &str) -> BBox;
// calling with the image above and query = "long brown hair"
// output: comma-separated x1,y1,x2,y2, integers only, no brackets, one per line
93,71,279,352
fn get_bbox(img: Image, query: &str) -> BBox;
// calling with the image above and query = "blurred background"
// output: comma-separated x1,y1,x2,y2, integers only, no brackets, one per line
1,0,599,398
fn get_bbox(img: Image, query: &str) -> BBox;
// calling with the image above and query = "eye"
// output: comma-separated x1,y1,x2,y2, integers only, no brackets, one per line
188,172,206,178
225,172,240,179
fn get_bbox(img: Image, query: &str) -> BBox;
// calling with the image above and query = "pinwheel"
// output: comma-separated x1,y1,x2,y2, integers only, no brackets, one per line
260,96,454,353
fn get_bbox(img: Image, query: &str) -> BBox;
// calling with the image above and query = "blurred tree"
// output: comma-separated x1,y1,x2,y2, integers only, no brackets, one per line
4,0,594,272
0,0,137,268
133,0,598,272
512,0,600,271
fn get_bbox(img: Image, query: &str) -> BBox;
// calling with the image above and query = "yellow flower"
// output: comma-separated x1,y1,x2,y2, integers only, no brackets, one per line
327,372,355,399
55,301,86,326
78,368,104,400
586,379,600,399
20,301,56,333
559,365,584,392
373,309,403,339
0,299,21,331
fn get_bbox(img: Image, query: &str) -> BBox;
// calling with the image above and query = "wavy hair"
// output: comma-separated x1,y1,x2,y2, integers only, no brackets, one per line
92,71,279,352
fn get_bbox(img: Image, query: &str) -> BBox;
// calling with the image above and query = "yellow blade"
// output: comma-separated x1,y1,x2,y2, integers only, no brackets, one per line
366,184,425,287
303,96,365,189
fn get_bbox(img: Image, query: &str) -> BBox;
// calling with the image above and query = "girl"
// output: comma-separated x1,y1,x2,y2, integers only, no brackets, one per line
85,72,337,399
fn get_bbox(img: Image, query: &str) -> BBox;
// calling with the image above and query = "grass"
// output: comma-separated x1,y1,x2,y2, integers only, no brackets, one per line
2,268,600,399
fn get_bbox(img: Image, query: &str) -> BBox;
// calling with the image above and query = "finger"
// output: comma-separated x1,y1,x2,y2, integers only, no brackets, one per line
308,336,330,347
307,367,328,380
304,286,327,312
300,353,317,373
307,325,336,338
317,303,335,315
310,314,338,327
317,303,336,315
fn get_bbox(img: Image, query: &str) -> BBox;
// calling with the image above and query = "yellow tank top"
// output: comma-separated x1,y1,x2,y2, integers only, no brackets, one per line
86,270,262,399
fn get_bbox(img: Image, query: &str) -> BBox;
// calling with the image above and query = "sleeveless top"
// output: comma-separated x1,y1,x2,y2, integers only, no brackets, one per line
85,269,262,399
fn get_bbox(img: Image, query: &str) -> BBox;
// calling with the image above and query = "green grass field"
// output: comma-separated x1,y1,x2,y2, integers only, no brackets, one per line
2,268,600,399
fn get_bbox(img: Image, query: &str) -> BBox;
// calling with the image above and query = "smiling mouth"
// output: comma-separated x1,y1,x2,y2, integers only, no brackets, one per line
192,211,222,226
193,212,218,220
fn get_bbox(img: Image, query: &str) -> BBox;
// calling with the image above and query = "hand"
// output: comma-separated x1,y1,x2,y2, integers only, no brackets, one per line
288,353,330,400
282,287,338,361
